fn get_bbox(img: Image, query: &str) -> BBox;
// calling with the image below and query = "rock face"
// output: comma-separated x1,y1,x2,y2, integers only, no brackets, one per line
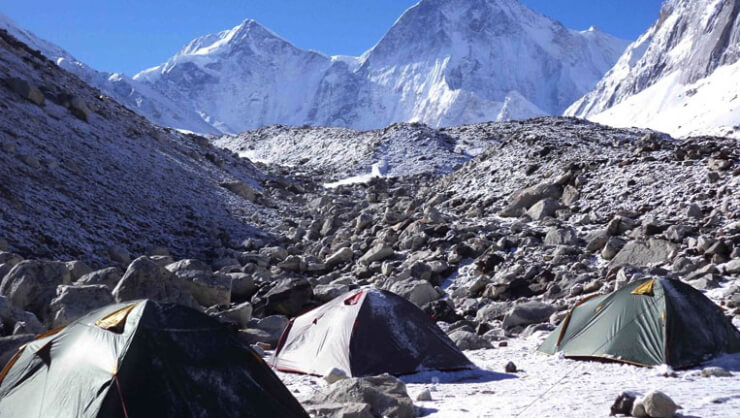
112,257,197,307
0,261,71,321
308,374,415,418
567,0,740,137
609,239,678,268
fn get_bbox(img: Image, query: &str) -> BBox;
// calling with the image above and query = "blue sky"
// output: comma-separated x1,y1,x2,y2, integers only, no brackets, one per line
2,0,664,76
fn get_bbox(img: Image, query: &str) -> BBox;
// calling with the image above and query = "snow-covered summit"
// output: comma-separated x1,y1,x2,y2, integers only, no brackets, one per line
566,0,740,137
133,0,628,133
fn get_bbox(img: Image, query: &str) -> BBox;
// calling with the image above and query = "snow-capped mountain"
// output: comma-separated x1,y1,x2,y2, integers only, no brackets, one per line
135,0,628,133
566,0,740,138
0,13,219,134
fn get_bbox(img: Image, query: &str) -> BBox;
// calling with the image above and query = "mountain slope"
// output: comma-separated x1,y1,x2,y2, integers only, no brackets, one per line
0,27,269,263
134,0,627,132
566,0,740,137
0,13,219,134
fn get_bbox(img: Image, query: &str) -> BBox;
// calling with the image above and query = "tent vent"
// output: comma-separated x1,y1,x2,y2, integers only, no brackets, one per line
96,303,138,333
631,279,655,296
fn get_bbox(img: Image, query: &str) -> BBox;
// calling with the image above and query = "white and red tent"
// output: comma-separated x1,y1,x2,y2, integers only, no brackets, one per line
271,289,473,377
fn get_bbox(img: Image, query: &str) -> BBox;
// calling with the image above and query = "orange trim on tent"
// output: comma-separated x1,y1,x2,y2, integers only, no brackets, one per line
631,279,655,296
556,293,602,347
96,303,138,332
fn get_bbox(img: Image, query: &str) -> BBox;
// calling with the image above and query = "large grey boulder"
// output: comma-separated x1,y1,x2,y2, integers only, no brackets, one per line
389,279,439,307
609,239,678,268
527,198,560,220
64,261,93,281
448,330,493,350
166,260,231,307
633,391,681,418
359,245,395,265
257,277,313,317
503,301,556,330
325,247,354,268
7,77,44,106
309,373,415,418
112,257,197,307
75,267,123,289
0,295,44,335
221,181,257,202
0,260,71,321
544,227,579,246
49,285,115,328
500,183,562,217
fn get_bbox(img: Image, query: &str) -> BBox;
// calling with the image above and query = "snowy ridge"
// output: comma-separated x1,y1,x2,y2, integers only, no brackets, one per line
0,12,219,134
566,0,740,137
134,0,627,133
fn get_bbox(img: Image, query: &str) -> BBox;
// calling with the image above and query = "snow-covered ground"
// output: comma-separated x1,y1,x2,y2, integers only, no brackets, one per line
277,330,740,418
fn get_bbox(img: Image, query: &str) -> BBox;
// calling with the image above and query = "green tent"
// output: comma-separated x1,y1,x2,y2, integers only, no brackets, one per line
538,278,740,368
0,300,309,418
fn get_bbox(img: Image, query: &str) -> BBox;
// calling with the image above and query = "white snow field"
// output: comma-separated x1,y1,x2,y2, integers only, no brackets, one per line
278,326,740,418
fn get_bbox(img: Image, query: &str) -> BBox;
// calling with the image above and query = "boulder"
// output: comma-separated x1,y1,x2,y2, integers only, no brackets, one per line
7,77,44,106
544,227,578,246
0,260,71,321
166,260,230,307
422,299,461,323
601,237,625,260
359,245,394,265
112,257,197,307
527,198,560,220
68,96,90,121
502,301,556,330
609,239,678,268
258,277,313,317
389,279,439,307
325,247,354,268
0,295,44,335
307,403,373,418
610,392,637,417
500,183,561,217
218,301,253,328
221,181,257,201
584,229,610,253
49,285,115,328
314,284,350,303
309,374,415,418
229,273,257,301
641,390,681,418
65,261,93,281
75,267,123,289
448,330,493,350
324,367,349,384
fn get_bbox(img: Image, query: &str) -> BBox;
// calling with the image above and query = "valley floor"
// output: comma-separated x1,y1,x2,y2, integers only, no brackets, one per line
278,330,740,418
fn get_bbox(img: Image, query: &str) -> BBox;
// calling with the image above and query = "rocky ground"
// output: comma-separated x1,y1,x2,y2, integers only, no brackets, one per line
1,27,739,418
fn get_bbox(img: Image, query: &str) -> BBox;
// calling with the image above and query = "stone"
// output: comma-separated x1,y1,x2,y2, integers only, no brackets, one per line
324,367,349,384
610,392,637,417
584,229,610,253
278,255,305,272
527,198,560,220
499,183,562,217
448,330,493,350
219,301,253,328
166,260,231,307
476,251,505,274
609,239,678,268
358,245,394,265
687,203,703,219
475,302,511,323
701,367,732,377
561,185,580,206
7,77,44,106
220,181,257,201
504,361,517,373
502,301,556,330
307,403,373,418
112,256,197,307
0,260,71,321
65,261,93,281
260,246,289,262
544,227,578,246
0,295,44,336
325,247,354,268
49,285,115,328
416,388,432,401
422,299,461,323
389,279,439,307
258,277,313,317
229,273,257,301
314,284,350,303
641,390,680,418
68,96,90,121
75,267,123,289
309,374,415,418
108,245,131,266
601,237,625,260
720,259,740,275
